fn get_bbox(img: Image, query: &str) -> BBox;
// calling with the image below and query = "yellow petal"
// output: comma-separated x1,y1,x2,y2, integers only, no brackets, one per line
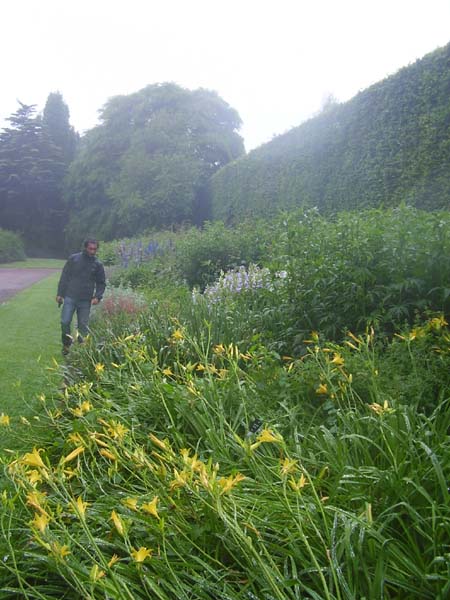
141,496,159,519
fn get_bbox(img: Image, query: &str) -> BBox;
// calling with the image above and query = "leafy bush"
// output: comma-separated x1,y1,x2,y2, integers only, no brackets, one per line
0,229,26,263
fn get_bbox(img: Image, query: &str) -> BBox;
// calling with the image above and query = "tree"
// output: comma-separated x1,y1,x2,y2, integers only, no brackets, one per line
64,83,245,245
42,91,78,164
0,102,66,254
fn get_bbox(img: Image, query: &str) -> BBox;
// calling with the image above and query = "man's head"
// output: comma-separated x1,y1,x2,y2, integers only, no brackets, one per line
83,238,99,257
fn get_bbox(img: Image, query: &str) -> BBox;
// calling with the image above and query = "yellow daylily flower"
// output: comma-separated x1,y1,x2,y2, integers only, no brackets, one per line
280,457,298,477
110,510,125,536
108,554,120,568
99,449,117,461
21,448,47,469
61,446,85,465
289,473,308,491
162,367,173,376
72,496,89,520
170,329,184,342
369,400,394,415
94,363,105,375
122,497,139,511
315,383,328,395
141,496,159,519
218,473,246,493
0,413,10,426
30,512,50,533
26,490,47,513
26,469,43,486
131,547,152,563
257,428,283,444
330,352,345,366
51,542,70,560
149,433,173,453
90,564,105,582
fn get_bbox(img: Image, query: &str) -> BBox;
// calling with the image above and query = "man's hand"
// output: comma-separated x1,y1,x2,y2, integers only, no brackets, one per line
56,296,63,306
91,297,100,305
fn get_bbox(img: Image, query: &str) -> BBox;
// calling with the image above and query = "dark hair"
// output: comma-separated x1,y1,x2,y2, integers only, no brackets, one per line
83,238,99,248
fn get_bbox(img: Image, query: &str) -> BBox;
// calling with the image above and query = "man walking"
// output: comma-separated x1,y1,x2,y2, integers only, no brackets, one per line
56,238,106,355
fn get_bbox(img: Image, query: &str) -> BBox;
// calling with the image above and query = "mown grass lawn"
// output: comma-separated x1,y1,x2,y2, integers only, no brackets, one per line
0,258,65,268
0,271,62,452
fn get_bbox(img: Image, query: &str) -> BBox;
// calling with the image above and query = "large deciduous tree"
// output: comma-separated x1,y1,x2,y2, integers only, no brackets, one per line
0,102,67,255
64,83,245,246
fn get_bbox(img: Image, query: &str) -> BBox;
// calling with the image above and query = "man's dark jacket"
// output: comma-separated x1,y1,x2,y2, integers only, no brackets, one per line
57,251,106,301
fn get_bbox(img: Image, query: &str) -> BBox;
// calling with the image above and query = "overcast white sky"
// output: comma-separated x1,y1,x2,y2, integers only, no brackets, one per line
1,0,449,150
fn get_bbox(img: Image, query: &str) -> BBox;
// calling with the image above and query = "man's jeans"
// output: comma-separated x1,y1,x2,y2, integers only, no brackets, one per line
61,297,91,347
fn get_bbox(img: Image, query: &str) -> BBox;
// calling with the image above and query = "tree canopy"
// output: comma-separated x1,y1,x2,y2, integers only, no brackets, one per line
0,102,67,255
64,83,244,247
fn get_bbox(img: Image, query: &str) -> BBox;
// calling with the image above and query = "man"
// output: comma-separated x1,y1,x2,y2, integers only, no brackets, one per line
56,238,106,355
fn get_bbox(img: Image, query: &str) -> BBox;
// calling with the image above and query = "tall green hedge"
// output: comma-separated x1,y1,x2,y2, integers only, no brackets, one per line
211,42,450,220
0,229,26,263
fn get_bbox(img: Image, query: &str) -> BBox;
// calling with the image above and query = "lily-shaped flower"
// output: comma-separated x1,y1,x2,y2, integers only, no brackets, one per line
330,352,345,366
315,383,328,395
61,446,85,465
94,363,105,375
110,510,126,536
72,496,89,520
280,457,298,477
122,497,139,511
141,496,159,519
0,413,10,426
90,564,105,582
21,448,47,469
30,512,50,533
218,473,246,493
131,547,152,563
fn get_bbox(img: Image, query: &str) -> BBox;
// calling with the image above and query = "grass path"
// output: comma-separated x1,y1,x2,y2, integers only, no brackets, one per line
0,272,62,452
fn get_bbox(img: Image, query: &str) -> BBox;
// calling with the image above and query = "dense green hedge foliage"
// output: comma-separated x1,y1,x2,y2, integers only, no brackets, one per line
210,43,450,220
0,228,26,263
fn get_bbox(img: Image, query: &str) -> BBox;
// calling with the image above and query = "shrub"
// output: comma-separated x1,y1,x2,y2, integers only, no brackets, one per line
0,229,26,263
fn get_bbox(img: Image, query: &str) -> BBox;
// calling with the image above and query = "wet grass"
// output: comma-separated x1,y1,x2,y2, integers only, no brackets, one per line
0,273,62,452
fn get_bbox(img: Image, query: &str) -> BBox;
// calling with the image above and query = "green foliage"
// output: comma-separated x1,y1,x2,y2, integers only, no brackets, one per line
0,229,26,262
0,102,67,256
64,83,245,247
210,42,450,220
174,220,274,288
1,315,448,598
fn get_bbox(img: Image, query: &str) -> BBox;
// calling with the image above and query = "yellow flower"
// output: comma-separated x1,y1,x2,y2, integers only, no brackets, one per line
94,363,105,375
90,564,105,582
289,473,308,491
218,473,246,494
61,446,85,465
315,383,328,395
257,429,283,444
26,469,43,486
430,315,448,330
104,419,129,440
21,448,47,469
110,510,125,536
51,542,70,560
131,547,152,563
100,449,117,461
30,512,50,533
280,457,298,477
330,352,345,366
162,367,173,376
213,343,225,354
149,433,173,453
108,554,120,568
171,329,184,342
122,497,139,511
72,496,89,520
369,400,393,415
68,432,84,446
304,331,319,344
195,363,205,371
169,469,189,491
26,490,47,513
0,413,10,426
141,496,159,519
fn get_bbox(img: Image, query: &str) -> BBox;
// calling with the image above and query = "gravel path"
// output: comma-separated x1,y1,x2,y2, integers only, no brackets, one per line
0,268,60,304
